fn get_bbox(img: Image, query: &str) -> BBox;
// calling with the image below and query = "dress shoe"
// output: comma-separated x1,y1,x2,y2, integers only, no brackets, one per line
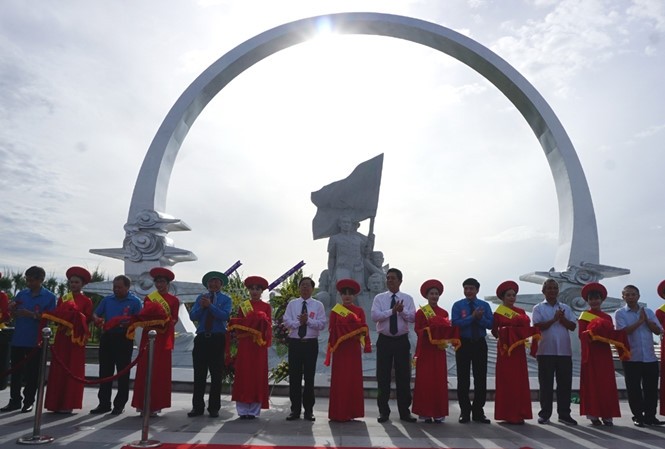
187,409,204,417
423,418,433,424
111,407,124,415
1,403,21,412
89,405,112,415
458,414,470,424
601,419,613,427
246,415,256,420
558,416,578,426
286,413,300,421
377,414,389,423
472,415,491,424
645,418,665,426
537,416,550,424
400,415,417,423
208,410,219,418
590,418,602,426
304,413,316,422
21,404,34,413
632,418,645,428
559,416,577,426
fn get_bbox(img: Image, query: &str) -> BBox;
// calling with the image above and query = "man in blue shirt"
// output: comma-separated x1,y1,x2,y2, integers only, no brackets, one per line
90,275,142,415
451,277,493,424
1,266,56,413
615,284,664,427
187,271,232,418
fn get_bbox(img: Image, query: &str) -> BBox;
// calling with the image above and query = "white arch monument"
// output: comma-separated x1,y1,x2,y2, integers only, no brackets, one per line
90,12,628,309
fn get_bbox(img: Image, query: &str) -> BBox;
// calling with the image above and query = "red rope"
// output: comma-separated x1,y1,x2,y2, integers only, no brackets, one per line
49,341,148,385
0,344,41,378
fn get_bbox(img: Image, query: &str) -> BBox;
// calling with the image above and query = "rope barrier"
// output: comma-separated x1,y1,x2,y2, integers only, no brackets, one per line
49,341,148,385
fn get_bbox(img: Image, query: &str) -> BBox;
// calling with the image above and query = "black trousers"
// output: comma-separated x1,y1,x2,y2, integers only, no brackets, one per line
622,361,659,421
192,333,226,413
376,333,412,417
455,338,488,417
537,355,572,419
288,338,318,415
0,329,12,390
97,332,134,409
9,346,41,406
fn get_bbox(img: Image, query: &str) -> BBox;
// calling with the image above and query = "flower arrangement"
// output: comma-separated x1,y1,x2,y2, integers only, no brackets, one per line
221,272,249,384
269,359,289,384
271,318,290,357
268,269,304,357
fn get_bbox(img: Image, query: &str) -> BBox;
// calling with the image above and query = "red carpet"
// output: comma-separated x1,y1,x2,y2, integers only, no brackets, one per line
123,444,533,449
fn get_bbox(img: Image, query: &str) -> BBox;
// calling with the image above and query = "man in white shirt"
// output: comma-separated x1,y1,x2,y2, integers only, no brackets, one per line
371,268,417,423
532,278,577,426
615,284,664,427
282,277,326,422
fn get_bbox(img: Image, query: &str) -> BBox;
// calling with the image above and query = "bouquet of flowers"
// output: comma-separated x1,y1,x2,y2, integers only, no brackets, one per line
271,316,290,356
269,269,305,357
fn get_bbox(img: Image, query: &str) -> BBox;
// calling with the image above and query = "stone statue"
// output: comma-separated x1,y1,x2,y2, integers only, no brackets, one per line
314,269,332,309
365,250,388,287
356,272,385,318
326,214,373,296
312,153,384,304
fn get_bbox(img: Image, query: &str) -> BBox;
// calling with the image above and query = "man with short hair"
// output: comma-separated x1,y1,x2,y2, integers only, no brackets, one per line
615,284,663,427
451,277,493,424
532,278,577,425
283,277,326,421
371,268,417,423
0,266,56,413
90,275,142,415
188,271,233,418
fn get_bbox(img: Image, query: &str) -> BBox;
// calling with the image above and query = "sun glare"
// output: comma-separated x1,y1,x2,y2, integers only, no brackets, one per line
312,15,335,38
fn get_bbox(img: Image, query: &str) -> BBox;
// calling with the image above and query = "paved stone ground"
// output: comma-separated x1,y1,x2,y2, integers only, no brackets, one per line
1,387,664,449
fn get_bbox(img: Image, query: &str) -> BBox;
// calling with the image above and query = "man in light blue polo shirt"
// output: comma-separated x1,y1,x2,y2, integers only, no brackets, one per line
90,275,142,415
615,284,663,427
0,266,56,413
187,271,232,418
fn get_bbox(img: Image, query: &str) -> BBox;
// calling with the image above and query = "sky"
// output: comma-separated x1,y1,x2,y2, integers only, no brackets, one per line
1,0,664,311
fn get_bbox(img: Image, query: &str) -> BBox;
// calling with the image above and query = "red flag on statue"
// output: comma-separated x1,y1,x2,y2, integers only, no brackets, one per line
311,153,383,240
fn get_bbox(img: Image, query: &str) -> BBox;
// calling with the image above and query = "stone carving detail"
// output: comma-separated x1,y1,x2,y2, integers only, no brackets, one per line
91,209,197,266
123,230,164,262
519,261,630,313
326,215,372,296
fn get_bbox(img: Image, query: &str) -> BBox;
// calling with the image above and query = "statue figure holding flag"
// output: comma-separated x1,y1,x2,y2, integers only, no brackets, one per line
327,215,372,296
311,154,384,304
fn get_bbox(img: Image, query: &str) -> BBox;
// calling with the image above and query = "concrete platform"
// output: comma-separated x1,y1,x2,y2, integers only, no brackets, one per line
1,386,664,449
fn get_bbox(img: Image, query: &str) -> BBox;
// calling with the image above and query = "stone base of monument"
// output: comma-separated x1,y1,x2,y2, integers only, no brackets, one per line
77,328,637,403
79,362,629,400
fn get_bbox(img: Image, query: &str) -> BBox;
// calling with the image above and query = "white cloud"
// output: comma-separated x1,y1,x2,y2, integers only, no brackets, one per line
484,226,557,243
627,0,665,31
635,123,665,139
493,0,623,96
